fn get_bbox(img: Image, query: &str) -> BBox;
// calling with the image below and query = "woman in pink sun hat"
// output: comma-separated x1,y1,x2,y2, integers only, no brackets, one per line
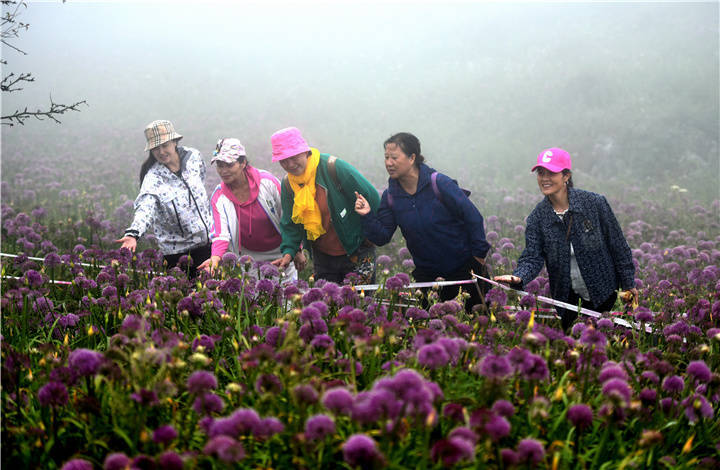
269,127,381,284
495,147,638,331
197,137,303,281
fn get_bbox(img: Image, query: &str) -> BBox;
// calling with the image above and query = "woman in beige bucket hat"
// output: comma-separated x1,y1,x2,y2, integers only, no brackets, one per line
115,120,212,277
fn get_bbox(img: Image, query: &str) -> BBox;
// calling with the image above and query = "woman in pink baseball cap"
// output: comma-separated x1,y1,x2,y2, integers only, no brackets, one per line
495,147,638,331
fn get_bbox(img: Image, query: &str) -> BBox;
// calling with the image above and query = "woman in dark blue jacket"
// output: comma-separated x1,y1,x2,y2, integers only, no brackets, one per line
354,132,491,312
495,147,637,331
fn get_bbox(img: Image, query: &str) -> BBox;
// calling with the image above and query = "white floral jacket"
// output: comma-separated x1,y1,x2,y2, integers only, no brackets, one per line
124,146,212,255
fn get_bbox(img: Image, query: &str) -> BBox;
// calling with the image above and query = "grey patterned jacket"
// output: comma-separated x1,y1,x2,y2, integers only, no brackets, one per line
124,146,212,255
513,187,635,305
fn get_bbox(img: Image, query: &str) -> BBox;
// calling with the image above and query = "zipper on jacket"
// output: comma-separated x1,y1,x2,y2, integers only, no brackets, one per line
171,200,185,237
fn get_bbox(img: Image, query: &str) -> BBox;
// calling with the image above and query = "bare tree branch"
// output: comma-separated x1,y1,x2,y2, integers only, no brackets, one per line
1,71,33,92
1,0,86,127
2,96,87,126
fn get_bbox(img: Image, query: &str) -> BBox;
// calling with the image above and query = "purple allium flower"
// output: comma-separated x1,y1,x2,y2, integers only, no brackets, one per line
253,417,285,440
443,403,466,423
293,384,319,405
322,387,354,415
602,378,632,405
516,438,545,466
687,360,712,383
203,435,246,462
24,269,43,288
639,388,657,404
342,434,384,468
300,305,322,322
153,425,178,445
68,348,102,376
44,252,62,269
520,353,549,381
193,393,225,415
579,327,607,350
310,334,335,350
417,343,451,369
431,437,475,466
61,459,93,470
596,318,613,330
477,354,512,380
187,370,218,394
448,426,478,445
500,448,519,466
38,381,68,407
192,334,216,352
377,255,392,266
255,373,283,394
492,399,515,418
302,288,324,305
682,394,714,423
232,408,261,434
662,375,685,394
305,414,336,441
485,288,507,307
598,364,628,383
567,404,593,430
484,414,511,441
634,307,653,323
103,453,130,470
641,370,659,384
157,451,184,470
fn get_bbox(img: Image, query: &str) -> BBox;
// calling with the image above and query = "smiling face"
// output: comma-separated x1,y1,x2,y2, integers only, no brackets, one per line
535,167,570,198
384,142,416,179
279,152,309,176
215,158,246,186
151,140,180,169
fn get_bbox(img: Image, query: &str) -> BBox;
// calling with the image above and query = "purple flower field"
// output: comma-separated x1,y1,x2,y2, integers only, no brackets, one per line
1,160,719,469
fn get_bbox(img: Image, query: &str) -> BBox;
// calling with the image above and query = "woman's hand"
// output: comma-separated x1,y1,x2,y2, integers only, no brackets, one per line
271,253,293,269
198,256,221,274
293,250,307,272
494,274,521,285
354,191,370,216
115,236,137,252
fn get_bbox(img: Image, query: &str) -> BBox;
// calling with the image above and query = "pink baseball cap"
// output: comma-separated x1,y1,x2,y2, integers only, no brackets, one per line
531,147,572,173
211,138,246,164
271,127,311,162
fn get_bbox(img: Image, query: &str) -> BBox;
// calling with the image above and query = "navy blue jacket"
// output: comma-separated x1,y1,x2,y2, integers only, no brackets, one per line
361,163,490,277
513,187,635,305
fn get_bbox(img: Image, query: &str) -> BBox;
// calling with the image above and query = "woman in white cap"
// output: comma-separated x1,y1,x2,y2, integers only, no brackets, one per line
494,148,637,331
197,138,302,280
115,120,212,277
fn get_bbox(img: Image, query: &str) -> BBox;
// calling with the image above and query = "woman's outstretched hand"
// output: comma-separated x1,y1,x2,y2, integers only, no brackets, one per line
198,256,221,274
354,191,370,216
494,274,521,285
115,236,137,252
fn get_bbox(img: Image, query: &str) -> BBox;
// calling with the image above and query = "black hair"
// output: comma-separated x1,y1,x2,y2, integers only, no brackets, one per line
384,132,425,167
562,169,574,188
139,139,180,184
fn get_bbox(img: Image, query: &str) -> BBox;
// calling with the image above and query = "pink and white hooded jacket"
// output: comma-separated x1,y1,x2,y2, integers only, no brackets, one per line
209,166,297,280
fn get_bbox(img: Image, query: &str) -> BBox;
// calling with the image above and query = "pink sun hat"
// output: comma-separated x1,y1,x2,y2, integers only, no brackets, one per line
531,147,572,173
271,127,311,162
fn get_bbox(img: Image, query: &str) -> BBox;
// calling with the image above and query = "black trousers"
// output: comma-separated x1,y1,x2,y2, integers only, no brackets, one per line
413,258,491,313
558,291,617,331
163,244,211,279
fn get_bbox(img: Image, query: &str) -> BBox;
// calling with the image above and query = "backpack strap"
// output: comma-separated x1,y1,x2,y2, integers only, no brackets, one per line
327,155,344,195
281,175,292,195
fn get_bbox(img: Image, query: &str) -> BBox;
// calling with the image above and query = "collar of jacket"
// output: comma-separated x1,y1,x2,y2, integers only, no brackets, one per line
539,187,587,220
387,162,435,198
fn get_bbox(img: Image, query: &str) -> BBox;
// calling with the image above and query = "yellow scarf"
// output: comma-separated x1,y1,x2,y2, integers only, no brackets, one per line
287,149,326,241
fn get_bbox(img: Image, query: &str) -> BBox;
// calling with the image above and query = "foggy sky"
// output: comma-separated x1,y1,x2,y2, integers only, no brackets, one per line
2,1,718,201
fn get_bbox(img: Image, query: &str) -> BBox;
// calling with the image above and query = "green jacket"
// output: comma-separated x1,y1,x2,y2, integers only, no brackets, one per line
280,153,381,257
